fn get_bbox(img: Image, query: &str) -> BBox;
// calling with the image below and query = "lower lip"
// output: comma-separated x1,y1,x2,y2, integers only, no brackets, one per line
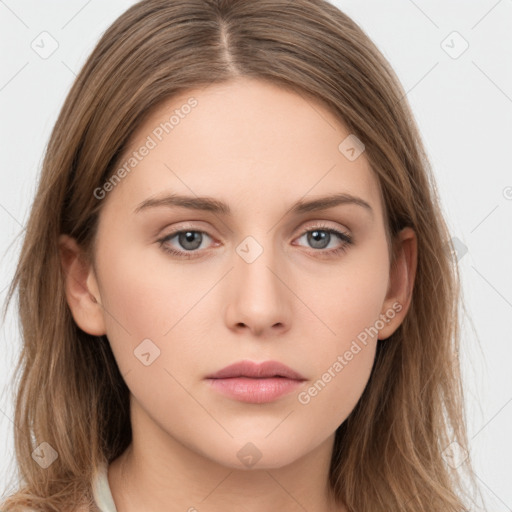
206,377,304,403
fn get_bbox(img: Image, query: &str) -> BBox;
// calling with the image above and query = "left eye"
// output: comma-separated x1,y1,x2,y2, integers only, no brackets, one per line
295,227,352,251
157,226,353,259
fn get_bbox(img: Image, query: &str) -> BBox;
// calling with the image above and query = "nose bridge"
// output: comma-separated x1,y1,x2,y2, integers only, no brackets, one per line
226,230,290,333
235,231,281,298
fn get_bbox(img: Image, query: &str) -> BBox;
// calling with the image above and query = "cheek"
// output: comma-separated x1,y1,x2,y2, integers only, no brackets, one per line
312,246,390,350
95,239,212,372
293,341,377,449
292,282,386,435
295,240,389,421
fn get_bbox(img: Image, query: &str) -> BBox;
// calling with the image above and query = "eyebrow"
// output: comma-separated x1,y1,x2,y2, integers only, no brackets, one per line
133,192,373,217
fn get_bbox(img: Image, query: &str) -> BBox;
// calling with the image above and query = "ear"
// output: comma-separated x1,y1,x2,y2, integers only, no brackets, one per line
58,234,106,336
378,227,417,340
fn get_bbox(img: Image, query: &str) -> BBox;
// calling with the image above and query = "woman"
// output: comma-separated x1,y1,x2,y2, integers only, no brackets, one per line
1,0,481,510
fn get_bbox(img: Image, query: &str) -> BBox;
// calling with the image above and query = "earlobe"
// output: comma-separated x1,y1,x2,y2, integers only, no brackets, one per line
378,227,418,340
58,234,106,336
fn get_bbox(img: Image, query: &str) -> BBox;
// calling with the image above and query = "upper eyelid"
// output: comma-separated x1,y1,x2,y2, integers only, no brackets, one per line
161,221,350,237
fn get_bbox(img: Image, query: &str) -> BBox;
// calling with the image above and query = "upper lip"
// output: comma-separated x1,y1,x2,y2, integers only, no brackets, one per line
206,360,306,380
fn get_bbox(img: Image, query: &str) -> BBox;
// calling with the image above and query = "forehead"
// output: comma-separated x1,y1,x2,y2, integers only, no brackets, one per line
102,77,383,219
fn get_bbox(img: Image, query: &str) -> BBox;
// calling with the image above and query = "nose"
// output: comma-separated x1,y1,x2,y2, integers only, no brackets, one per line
224,236,292,337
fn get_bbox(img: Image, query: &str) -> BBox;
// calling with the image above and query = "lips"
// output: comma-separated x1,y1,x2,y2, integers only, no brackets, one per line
205,360,306,404
205,360,306,381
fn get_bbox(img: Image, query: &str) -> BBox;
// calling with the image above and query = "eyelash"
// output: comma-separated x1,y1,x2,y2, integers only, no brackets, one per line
157,223,353,260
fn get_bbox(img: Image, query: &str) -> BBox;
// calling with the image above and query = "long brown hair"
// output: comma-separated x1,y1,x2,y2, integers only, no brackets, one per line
1,0,482,510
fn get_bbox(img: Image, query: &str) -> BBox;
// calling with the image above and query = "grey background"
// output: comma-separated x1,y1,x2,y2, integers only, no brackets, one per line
1,1,511,509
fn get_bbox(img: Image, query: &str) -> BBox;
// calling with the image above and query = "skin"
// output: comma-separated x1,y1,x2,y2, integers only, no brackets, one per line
60,76,417,512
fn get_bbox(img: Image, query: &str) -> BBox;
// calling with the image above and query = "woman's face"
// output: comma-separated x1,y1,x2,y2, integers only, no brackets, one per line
65,76,414,470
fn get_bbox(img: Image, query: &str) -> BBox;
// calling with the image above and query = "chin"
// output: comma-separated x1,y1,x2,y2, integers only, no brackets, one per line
203,436,310,471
